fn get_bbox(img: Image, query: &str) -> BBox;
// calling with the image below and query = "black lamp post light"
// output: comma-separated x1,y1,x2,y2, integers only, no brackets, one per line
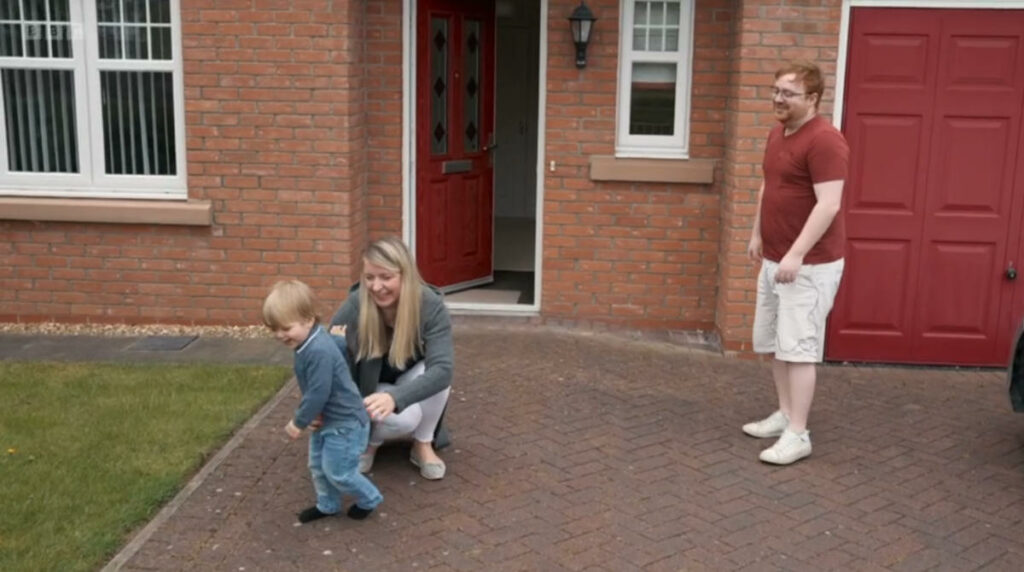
568,1,597,69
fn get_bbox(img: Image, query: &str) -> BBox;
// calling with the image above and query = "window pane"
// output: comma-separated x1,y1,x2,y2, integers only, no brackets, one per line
149,0,171,24
101,71,176,175
99,25,123,58
50,24,71,57
2,68,79,173
25,23,49,57
0,1,21,19
650,2,664,25
49,0,70,22
151,27,171,60
666,2,680,26
0,24,24,57
629,62,676,136
24,0,48,21
125,0,148,23
633,2,647,25
124,25,148,59
98,0,121,23
665,28,679,52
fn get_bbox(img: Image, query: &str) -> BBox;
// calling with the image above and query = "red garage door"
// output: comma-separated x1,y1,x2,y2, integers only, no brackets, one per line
827,8,1024,366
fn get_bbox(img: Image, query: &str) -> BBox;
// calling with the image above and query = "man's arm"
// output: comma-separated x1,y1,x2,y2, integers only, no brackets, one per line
774,179,843,283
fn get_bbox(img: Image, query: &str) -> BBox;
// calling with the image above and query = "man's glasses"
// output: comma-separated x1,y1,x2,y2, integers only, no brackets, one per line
771,88,805,99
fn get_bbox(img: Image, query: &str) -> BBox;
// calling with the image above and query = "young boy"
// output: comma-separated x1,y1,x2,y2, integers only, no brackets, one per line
263,279,383,523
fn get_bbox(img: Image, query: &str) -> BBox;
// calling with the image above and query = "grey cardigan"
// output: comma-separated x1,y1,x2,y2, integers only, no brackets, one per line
329,283,454,415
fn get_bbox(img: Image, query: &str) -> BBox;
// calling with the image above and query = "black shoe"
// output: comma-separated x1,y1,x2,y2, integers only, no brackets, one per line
346,505,374,520
297,506,332,523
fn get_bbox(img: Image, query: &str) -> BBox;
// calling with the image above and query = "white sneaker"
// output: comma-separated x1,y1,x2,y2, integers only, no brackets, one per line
742,410,789,438
759,429,812,465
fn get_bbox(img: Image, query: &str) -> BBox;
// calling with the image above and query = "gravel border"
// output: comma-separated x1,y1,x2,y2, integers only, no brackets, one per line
0,322,270,339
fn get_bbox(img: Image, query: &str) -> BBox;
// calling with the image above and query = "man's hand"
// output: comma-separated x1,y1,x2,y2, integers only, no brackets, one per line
330,324,347,337
363,392,396,421
284,420,302,440
747,235,763,263
775,251,803,283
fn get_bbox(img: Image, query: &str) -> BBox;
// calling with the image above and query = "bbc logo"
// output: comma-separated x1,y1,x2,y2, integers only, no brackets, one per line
22,23,85,41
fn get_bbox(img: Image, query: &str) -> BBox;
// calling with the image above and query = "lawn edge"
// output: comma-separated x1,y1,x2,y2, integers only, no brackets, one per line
100,374,297,572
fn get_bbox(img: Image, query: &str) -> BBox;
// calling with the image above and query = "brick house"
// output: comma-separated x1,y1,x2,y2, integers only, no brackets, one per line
3,0,1024,367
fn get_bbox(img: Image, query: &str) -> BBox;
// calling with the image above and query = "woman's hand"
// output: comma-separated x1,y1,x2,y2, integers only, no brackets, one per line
363,392,396,421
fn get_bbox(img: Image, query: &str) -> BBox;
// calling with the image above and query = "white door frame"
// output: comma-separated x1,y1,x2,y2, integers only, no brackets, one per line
835,0,1024,129
402,0,547,316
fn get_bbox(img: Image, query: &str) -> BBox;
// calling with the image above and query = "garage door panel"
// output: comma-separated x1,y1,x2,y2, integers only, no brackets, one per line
917,242,997,337
931,116,1011,217
848,114,923,214
861,34,931,88
833,240,913,334
946,35,1021,91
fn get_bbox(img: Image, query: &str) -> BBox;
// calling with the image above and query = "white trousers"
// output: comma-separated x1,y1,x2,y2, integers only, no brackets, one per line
370,361,451,445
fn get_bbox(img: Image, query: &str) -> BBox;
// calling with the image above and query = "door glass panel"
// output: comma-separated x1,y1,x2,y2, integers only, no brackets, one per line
463,19,480,153
630,62,676,135
430,17,448,155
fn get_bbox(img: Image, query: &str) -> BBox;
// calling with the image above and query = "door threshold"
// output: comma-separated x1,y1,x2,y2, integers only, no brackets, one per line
445,302,539,315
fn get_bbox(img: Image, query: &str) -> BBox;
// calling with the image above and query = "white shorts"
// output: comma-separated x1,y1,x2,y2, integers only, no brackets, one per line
752,258,844,363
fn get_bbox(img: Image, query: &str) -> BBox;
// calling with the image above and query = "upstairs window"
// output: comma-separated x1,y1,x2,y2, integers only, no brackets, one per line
0,0,185,199
616,0,695,159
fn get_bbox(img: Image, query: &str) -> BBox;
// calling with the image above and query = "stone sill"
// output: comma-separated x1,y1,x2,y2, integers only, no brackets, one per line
0,197,212,226
589,156,716,185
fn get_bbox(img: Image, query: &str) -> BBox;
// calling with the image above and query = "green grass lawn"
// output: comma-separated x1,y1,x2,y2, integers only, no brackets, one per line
0,361,291,572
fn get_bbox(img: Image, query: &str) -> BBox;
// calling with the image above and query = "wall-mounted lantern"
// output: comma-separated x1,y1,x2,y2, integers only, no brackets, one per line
568,1,597,69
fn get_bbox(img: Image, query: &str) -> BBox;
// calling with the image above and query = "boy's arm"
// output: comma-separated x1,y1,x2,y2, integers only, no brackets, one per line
292,351,332,429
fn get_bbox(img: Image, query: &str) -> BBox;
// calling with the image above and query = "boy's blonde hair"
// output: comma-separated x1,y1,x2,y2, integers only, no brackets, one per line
357,237,424,367
263,279,319,330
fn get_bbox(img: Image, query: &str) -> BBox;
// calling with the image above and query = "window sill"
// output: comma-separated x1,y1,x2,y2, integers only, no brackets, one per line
589,156,715,184
0,197,212,226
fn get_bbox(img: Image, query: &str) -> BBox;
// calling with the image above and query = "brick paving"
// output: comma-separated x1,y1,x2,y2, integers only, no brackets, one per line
101,324,1022,571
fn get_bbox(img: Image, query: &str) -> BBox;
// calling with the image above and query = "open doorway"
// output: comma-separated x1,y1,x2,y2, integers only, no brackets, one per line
443,0,540,306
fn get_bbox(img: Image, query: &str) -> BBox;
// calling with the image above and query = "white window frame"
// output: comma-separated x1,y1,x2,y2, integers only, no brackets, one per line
615,0,695,159
0,0,186,199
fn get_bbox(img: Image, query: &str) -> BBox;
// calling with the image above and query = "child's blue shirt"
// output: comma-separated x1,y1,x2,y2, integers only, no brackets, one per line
292,323,368,430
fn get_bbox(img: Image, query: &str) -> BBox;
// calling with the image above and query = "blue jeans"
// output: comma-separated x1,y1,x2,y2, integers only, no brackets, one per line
308,420,383,514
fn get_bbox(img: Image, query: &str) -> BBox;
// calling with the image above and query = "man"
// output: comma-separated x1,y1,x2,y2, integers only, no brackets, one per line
743,61,849,465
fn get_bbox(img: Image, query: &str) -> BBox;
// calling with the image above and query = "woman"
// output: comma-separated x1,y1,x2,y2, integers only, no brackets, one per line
330,237,454,480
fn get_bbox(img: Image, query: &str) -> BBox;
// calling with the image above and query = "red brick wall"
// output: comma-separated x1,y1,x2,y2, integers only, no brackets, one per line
541,0,732,330
365,0,404,240
715,0,844,353
0,0,369,325
1,0,850,348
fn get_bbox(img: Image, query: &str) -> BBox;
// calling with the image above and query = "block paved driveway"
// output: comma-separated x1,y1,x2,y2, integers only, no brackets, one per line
118,325,1023,571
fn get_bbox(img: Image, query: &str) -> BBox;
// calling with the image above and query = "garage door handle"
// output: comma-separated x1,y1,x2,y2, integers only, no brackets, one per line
1009,263,1018,281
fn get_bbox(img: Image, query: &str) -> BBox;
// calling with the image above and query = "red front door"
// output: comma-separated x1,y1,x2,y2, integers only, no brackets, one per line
415,0,495,289
827,8,1024,366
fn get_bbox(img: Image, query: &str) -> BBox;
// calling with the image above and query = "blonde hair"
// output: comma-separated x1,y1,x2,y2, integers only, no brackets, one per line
357,237,424,367
262,279,319,330
775,60,824,108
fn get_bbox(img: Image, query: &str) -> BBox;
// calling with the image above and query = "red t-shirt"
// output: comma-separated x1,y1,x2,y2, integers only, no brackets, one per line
760,115,849,264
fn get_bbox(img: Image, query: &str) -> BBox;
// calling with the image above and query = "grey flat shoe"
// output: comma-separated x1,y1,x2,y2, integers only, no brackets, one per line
409,453,446,480
358,450,376,474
